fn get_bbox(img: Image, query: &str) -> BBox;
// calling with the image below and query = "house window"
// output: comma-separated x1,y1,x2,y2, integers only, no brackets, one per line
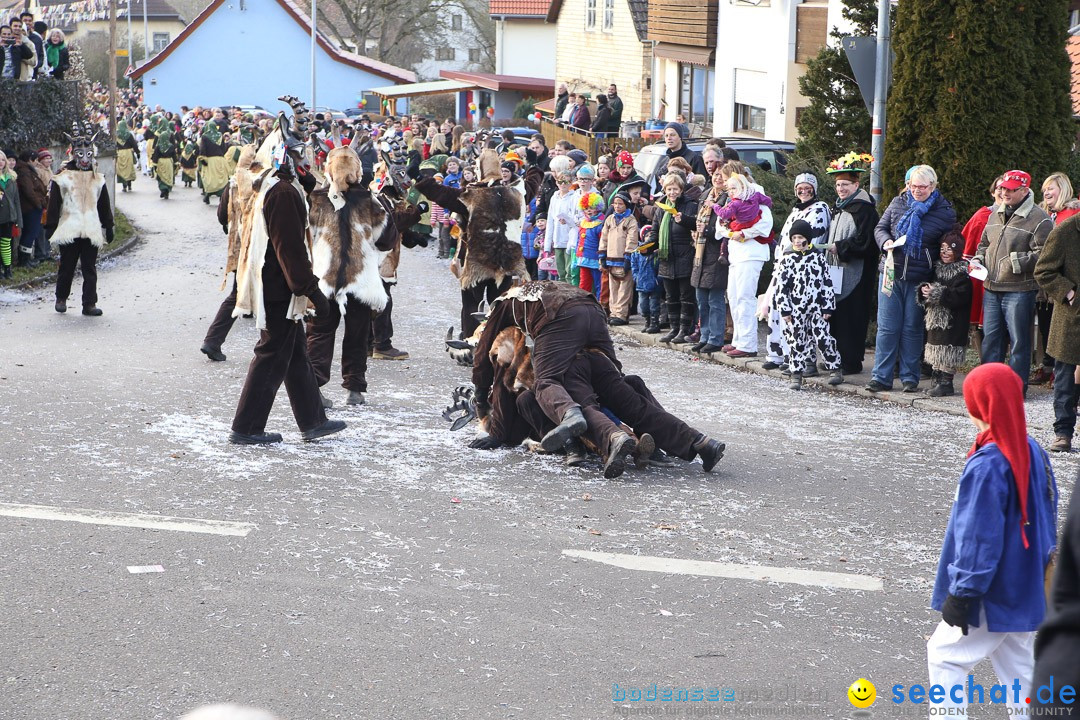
152,32,169,52
734,103,766,136
585,0,597,30
436,47,455,61
678,63,714,126
452,14,463,30
602,0,614,31
469,48,481,62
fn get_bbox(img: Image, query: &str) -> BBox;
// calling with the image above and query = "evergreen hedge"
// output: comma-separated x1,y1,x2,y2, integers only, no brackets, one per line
884,0,1073,219
0,79,83,152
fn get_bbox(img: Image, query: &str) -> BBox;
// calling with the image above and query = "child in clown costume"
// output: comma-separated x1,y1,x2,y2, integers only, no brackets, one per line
576,191,605,300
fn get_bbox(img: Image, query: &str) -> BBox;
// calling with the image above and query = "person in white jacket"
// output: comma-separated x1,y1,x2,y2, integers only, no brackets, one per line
544,171,580,282
716,167,774,356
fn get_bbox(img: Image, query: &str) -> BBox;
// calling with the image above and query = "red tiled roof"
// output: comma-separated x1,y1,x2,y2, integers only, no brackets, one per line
489,0,552,17
1068,36,1080,117
130,0,415,83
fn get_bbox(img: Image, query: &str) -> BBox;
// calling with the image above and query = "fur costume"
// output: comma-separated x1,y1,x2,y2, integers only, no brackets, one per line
917,259,972,371
222,144,262,287
49,170,107,247
308,146,391,313
416,168,542,290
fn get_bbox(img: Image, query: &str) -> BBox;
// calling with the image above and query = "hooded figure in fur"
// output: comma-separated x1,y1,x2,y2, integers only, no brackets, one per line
414,161,543,340
200,144,262,362
45,121,114,316
305,145,398,402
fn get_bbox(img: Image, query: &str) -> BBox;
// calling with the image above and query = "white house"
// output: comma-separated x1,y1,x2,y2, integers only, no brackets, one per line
129,0,414,114
711,0,856,141
489,0,557,78
412,2,494,81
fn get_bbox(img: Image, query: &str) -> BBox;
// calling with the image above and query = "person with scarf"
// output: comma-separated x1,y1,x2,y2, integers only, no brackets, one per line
151,125,178,199
179,138,198,187
115,119,139,192
973,170,1053,394
927,362,1058,716
15,149,47,268
0,151,22,279
43,29,69,79
599,192,639,325
198,120,229,205
916,227,971,397
868,164,956,393
824,160,880,374
1031,172,1080,385
649,172,699,344
690,167,730,353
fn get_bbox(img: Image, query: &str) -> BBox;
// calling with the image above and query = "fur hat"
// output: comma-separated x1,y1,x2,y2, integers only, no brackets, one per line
576,163,595,179
940,224,964,257
325,145,362,209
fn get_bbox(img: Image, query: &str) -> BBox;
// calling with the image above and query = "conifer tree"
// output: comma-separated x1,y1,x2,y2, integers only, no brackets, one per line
885,0,1072,218
794,0,879,163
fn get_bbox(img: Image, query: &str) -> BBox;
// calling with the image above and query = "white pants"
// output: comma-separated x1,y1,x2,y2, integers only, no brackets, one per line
727,260,764,352
926,618,1035,718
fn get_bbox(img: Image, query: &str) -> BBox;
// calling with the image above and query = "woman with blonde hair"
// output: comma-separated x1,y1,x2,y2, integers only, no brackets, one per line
1032,172,1080,383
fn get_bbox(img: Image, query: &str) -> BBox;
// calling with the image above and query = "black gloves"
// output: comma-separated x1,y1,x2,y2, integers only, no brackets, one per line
105,226,115,244
468,434,502,450
221,223,229,235
941,594,970,635
416,201,429,214
308,291,330,318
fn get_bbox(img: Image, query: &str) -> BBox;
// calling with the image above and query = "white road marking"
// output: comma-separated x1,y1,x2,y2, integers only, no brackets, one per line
127,565,165,574
0,503,256,537
563,549,883,591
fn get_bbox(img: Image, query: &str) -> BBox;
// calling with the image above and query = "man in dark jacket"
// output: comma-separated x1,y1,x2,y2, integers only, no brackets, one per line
1035,214,1080,452
606,84,623,134
229,98,345,445
975,170,1053,392
651,123,706,194
1032,470,1080,709
15,149,47,268
553,83,569,120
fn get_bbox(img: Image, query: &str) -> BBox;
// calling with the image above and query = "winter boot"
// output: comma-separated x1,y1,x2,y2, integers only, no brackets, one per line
828,370,844,386
659,325,680,343
789,372,803,391
603,431,637,479
540,407,588,452
928,372,955,397
346,390,366,406
643,315,661,334
671,323,693,344
17,246,38,268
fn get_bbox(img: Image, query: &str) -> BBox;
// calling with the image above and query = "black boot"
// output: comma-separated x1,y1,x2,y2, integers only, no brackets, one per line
693,434,726,473
643,315,661,334
671,323,692,344
603,431,637,479
540,406,588,452
659,326,679,343
928,372,955,397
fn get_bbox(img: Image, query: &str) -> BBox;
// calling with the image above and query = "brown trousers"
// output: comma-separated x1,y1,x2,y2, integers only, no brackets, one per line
607,272,634,321
231,302,327,434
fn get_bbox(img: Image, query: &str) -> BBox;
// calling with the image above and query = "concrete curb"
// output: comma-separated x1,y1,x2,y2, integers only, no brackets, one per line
1,229,142,292
609,321,992,422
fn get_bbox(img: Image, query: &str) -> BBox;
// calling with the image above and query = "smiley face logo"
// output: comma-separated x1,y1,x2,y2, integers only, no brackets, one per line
848,678,876,708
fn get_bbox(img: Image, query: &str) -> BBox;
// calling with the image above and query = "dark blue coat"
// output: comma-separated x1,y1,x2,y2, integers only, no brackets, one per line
874,191,957,284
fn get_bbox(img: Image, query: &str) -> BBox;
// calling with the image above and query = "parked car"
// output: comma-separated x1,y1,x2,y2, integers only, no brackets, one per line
491,126,540,147
314,107,349,123
227,104,273,121
633,137,795,190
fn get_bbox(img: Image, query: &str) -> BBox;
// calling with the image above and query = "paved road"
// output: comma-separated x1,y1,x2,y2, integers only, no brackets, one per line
1,177,1076,720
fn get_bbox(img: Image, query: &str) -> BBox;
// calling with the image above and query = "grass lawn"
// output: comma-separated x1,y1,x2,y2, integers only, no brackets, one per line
0,209,135,288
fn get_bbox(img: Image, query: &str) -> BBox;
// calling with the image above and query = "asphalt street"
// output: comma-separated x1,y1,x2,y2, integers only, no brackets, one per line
0,176,1077,720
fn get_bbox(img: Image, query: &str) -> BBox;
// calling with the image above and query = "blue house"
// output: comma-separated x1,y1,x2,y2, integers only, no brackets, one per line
130,0,415,113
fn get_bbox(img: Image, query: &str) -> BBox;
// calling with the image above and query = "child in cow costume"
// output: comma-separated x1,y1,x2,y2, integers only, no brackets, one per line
46,121,114,316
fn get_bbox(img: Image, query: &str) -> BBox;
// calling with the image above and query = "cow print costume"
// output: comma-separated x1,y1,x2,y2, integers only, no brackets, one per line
764,199,831,366
772,245,841,375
